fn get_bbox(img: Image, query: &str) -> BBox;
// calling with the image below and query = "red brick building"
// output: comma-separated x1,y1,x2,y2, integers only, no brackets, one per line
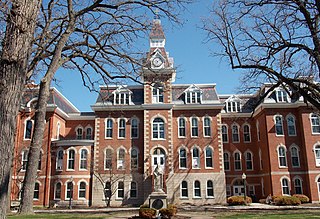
10,19,320,208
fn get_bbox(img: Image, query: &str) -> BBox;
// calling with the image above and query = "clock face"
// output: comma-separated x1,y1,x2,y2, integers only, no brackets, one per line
152,57,163,67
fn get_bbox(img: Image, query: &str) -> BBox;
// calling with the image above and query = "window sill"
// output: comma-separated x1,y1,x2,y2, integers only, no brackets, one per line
151,138,166,141
178,136,186,139
179,167,188,170
206,196,215,199
192,167,201,170
205,167,214,169
66,169,75,172
180,197,189,200
192,197,202,199
279,166,288,169
79,169,88,171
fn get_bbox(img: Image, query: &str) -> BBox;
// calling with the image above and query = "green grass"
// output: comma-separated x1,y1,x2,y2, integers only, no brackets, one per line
216,210,320,218
8,213,125,219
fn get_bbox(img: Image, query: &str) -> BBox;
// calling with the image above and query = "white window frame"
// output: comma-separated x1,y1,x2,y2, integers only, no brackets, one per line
190,117,199,138
21,149,28,171
203,116,212,137
33,182,40,200
65,181,74,200
130,118,139,139
117,181,125,199
104,181,111,200
281,177,290,196
185,90,202,104
234,151,242,171
152,117,165,139
24,119,34,140
314,144,320,167
222,124,228,143
79,148,88,170
243,124,251,143
130,148,139,170
67,148,76,170
290,145,300,168
277,145,287,168
310,113,320,134
117,147,126,170
118,118,126,139
76,127,83,139
245,151,253,171
276,89,289,102
226,96,241,113
259,148,263,170
232,124,240,143
274,115,284,136
286,114,297,136
178,117,186,138
192,147,200,169
206,180,214,198
152,85,164,103
105,118,113,138
223,151,230,171
104,148,113,170
193,180,201,198
85,127,92,140
179,147,187,169
130,181,138,199
293,177,303,194
256,121,260,141
78,181,87,199
114,91,130,105
54,181,62,200
205,146,213,169
180,181,188,198
56,149,63,171
56,122,61,140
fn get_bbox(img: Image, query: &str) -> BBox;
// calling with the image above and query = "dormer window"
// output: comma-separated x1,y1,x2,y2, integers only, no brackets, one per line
226,96,241,112
152,83,164,103
113,86,132,105
150,39,165,48
184,85,202,104
276,89,289,102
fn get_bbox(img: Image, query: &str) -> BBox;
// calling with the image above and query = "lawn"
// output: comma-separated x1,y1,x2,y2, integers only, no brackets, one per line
215,210,320,218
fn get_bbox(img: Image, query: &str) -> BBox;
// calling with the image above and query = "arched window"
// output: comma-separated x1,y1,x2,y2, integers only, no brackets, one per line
205,147,213,168
79,182,86,198
223,152,230,171
152,83,164,103
192,147,200,168
76,127,83,139
222,125,228,143
66,181,73,199
131,118,139,138
105,118,113,138
287,115,296,136
278,146,287,167
206,180,214,198
22,150,28,171
56,149,63,170
310,113,320,134
275,115,284,136
80,149,88,170
86,127,92,140
194,180,201,197
117,181,124,199
118,118,126,138
203,117,211,137
179,148,187,169
104,181,111,199
56,122,60,140
67,149,75,170
294,178,303,194
54,182,62,200
243,124,251,143
234,152,241,170
178,117,186,138
33,182,40,200
245,151,253,170
131,148,138,169
281,178,290,195
290,146,300,167
117,148,125,170
153,118,165,139
181,181,188,198
191,117,199,137
232,124,240,143
314,145,320,166
130,181,137,198
105,148,113,169
24,119,33,139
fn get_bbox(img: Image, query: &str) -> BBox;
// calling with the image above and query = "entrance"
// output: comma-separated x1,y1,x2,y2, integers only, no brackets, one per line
232,179,245,196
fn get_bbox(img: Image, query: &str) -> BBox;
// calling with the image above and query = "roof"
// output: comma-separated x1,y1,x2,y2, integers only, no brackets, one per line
149,19,165,39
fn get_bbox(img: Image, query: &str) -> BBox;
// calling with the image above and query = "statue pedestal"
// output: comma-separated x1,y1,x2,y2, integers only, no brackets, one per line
149,191,167,210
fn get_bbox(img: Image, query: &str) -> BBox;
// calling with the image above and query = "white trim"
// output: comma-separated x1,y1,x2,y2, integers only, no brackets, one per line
190,116,199,138
203,116,212,137
117,117,127,139
231,123,240,143
242,123,251,143
23,118,34,140
105,117,114,139
193,180,201,198
130,117,139,139
274,114,284,136
191,146,201,169
277,144,288,168
221,124,229,143
177,116,187,138
79,148,89,170
280,176,291,196
204,146,214,169
289,144,300,168
233,150,242,171
286,114,297,136
54,181,63,200
206,180,214,198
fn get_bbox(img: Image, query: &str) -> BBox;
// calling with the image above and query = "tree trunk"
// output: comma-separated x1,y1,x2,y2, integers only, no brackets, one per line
0,1,41,218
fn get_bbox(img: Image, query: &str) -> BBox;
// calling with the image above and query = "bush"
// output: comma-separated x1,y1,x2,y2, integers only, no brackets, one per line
273,196,301,206
293,194,310,203
159,204,177,219
139,206,156,219
259,198,266,204
227,196,252,205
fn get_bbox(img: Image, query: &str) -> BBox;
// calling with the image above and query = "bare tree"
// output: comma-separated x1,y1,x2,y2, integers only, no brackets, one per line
15,0,192,215
0,1,42,218
203,0,320,109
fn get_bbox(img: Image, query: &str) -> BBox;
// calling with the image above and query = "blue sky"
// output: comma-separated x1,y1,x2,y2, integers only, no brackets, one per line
54,1,241,112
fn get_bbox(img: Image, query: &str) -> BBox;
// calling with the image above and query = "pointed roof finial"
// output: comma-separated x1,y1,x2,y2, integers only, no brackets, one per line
154,9,160,20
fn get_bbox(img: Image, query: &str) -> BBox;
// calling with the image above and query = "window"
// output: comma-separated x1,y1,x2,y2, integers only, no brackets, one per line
105,149,113,169
178,117,186,137
38,152,42,170
234,152,242,170
275,115,284,136
67,149,75,170
131,118,139,138
104,181,111,199
278,146,287,167
243,124,251,142
245,152,253,170
56,122,60,140
259,148,263,170
80,149,88,170
76,127,83,139
226,96,241,112
294,178,303,194
191,117,199,137
194,180,201,197
56,150,63,170
86,127,92,140
54,182,62,199
192,147,200,168
181,181,188,198
118,118,126,138
256,121,260,141
290,146,300,167
22,150,28,171
152,84,164,103
131,148,138,169
206,180,214,198
117,148,125,170
185,85,202,104
66,182,73,199
205,147,213,168
287,115,296,136
152,118,165,139
226,185,231,197
114,92,130,105
203,117,211,137
223,152,230,171
24,120,33,139
232,124,240,143
310,113,320,134
276,89,288,102
130,181,137,198
105,118,113,138
222,125,228,143
281,178,290,195
78,181,86,198
314,145,320,166
179,148,187,169
117,181,124,199
33,182,40,200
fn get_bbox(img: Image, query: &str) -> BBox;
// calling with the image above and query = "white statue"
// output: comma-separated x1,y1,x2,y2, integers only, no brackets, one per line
153,164,163,192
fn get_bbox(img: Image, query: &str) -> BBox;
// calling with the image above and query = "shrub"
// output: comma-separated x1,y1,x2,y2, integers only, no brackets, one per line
159,204,177,219
259,198,266,204
273,196,301,206
139,206,156,219
227,196,252,205
293,194,310,203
